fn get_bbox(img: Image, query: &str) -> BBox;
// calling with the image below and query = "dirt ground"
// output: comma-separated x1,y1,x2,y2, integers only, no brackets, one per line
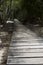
0,31,12,65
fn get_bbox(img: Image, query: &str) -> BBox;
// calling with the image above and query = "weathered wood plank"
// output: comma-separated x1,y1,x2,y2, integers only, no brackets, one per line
8,53,43,57
9,46,43,49
8,48,43,53
7,58,43,64
10,43,43,46
12,38,43,41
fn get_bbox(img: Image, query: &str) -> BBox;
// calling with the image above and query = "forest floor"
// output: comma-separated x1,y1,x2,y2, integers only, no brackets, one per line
0,28,12,65
25,24,43,37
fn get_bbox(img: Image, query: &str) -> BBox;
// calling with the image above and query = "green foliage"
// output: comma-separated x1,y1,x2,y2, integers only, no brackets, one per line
18,0,43,25
0,0,43,25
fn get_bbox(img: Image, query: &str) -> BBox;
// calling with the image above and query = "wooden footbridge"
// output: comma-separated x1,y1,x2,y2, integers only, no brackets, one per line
7,19,43,64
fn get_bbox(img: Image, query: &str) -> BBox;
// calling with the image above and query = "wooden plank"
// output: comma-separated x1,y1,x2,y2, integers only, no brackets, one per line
10,45,43,47
8,48,43,53
7,58,43,64
10,43,42,46
9,46,43,49
12,39,43,41
8,53,43,57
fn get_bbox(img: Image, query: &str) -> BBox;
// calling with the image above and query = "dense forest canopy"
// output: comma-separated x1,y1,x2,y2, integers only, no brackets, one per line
0,0,43,25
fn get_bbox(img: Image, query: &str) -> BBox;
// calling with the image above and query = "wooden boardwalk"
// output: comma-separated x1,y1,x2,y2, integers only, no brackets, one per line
7,20,43,64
